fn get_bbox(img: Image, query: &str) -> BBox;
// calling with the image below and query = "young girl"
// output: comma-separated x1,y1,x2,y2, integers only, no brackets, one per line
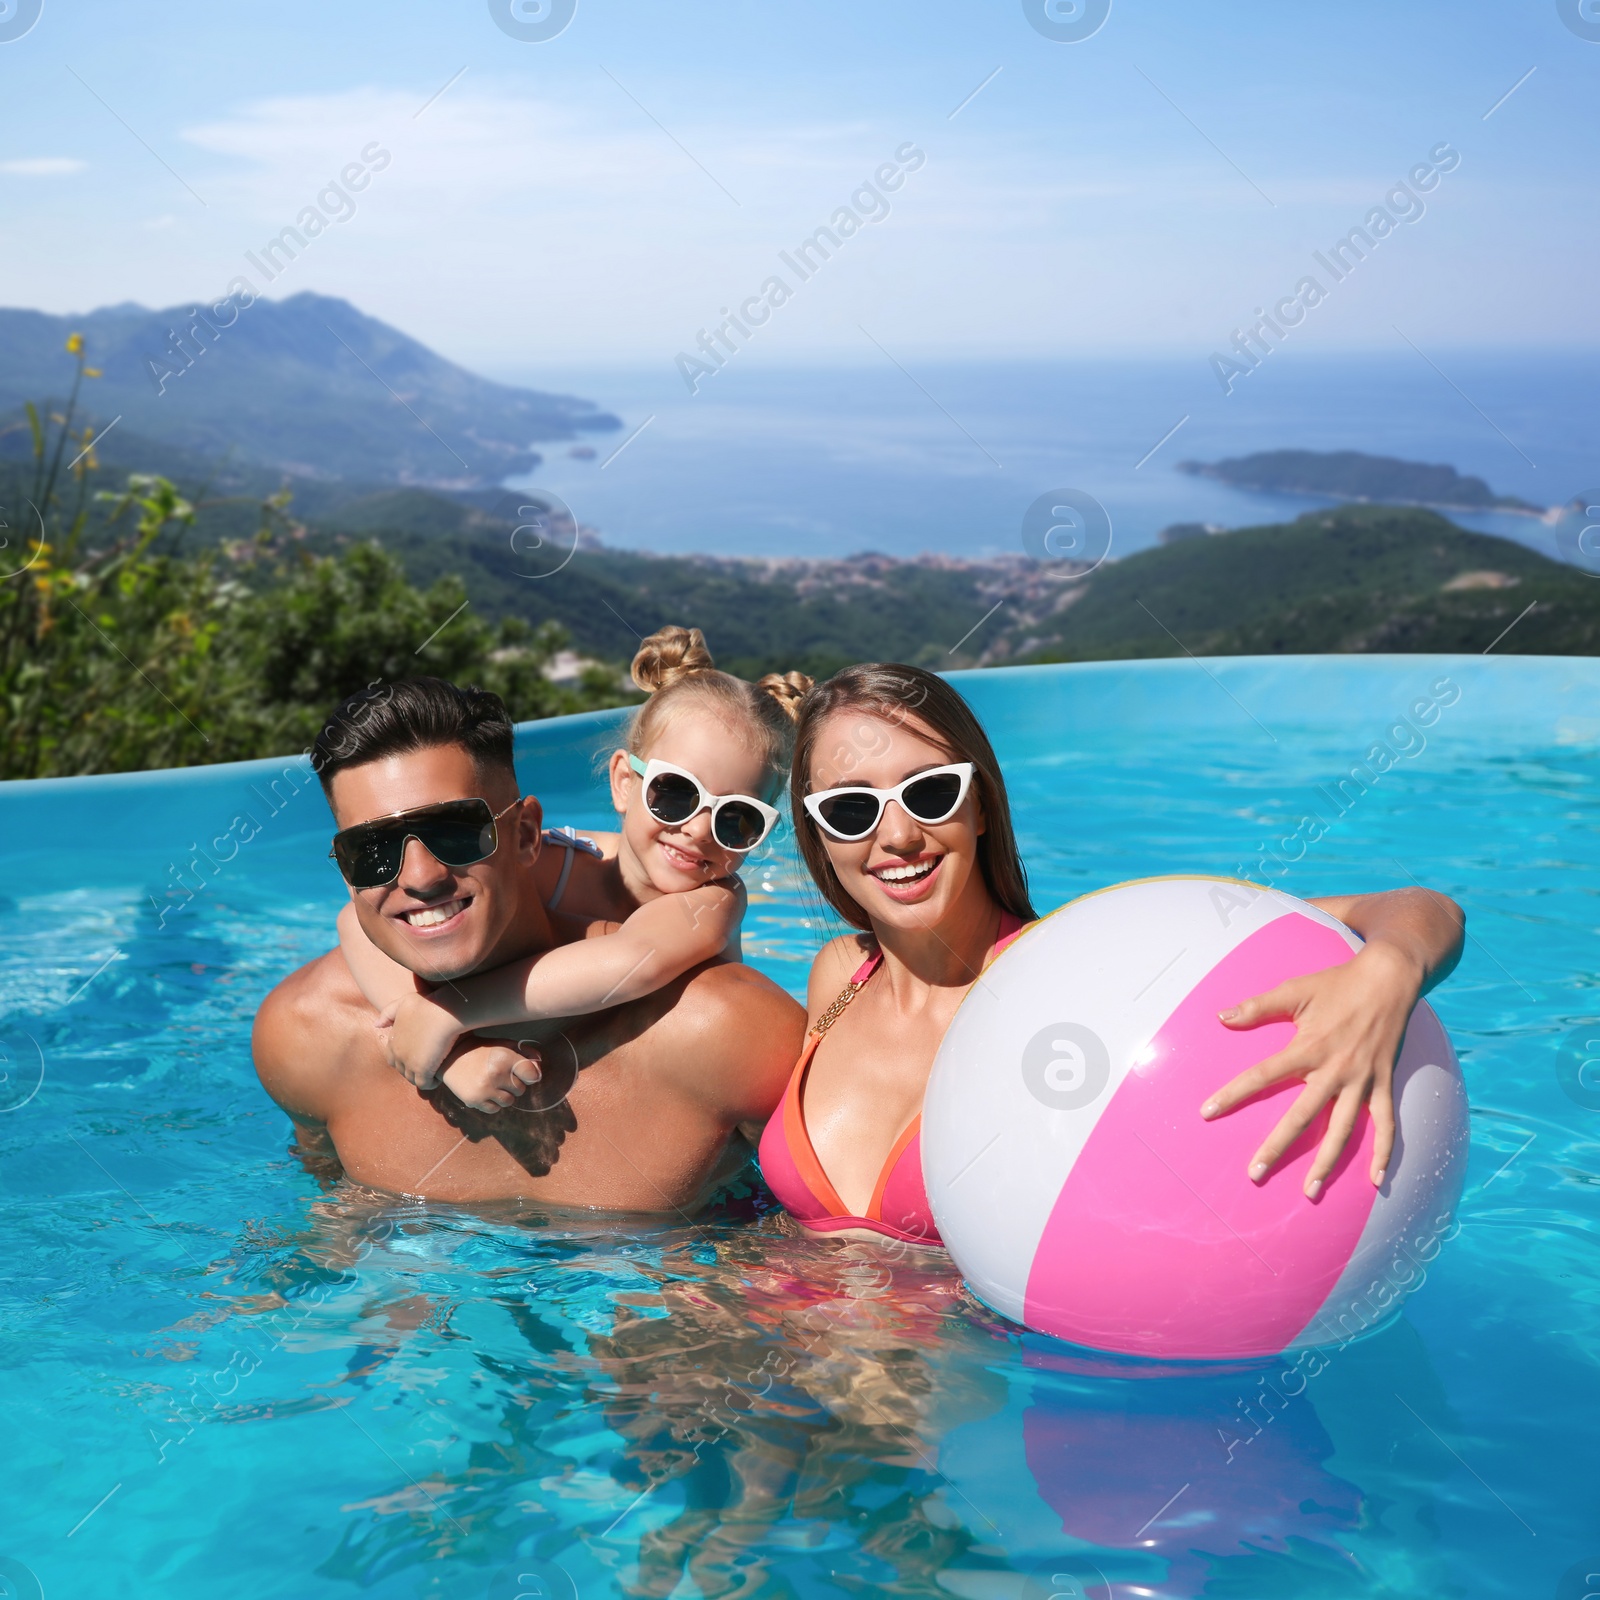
338,627,810,1112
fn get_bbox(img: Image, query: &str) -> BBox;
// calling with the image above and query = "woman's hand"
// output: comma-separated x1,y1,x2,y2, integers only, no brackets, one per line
1199,941,1426,1197
375,991,468,1089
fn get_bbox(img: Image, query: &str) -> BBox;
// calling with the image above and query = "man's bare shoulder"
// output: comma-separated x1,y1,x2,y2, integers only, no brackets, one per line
252,948,374,1124
636,959,804,1127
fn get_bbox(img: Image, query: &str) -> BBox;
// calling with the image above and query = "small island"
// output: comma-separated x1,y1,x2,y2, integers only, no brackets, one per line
1176,449,1543,515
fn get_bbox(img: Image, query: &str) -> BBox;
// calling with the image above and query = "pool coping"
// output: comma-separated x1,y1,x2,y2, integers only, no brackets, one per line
2,651,1596,798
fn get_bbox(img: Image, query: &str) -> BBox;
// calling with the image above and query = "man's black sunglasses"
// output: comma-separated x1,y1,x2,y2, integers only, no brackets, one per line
330,797,522,889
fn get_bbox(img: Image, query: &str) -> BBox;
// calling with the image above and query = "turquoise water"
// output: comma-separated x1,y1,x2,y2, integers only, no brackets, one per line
2,656,1598,1599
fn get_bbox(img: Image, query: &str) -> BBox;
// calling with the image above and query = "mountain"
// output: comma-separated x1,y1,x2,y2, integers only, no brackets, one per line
286,495,1600,672
1176,450,1543,514
0,294,620,487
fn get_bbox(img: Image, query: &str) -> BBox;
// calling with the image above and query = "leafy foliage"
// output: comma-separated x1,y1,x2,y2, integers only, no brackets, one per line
0,340,633,780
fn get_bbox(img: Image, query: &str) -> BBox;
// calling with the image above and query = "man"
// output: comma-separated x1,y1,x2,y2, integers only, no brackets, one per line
252,678,804,1210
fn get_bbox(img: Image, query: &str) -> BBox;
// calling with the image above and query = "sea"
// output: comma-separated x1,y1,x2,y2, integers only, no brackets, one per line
495,352,1600,571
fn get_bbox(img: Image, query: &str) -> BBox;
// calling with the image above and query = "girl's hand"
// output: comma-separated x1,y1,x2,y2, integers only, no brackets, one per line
375,992,467,1090
1199,942,1424,1197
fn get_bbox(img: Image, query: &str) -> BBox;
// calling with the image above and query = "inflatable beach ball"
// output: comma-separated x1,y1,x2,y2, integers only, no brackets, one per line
922,878,1468,1360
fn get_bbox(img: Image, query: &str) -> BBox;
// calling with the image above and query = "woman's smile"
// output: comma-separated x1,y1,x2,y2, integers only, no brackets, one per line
866,852,945,901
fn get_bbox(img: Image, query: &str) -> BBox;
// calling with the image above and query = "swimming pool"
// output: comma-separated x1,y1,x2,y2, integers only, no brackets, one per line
2,655,1596,1599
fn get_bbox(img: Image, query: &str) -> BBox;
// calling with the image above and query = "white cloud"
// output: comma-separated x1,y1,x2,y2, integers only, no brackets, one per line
1,158,87,177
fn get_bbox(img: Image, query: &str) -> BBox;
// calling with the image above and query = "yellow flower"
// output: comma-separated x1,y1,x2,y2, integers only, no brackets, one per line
84,367,102,378
65,332,84,355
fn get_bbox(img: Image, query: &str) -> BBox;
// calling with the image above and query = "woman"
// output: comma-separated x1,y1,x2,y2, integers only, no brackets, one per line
760,663,1464,1247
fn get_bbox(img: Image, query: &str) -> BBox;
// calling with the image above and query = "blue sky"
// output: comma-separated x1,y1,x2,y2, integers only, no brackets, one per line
2,0,1595,372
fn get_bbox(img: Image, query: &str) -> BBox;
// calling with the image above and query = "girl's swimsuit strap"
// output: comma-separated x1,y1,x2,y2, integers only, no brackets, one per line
542,827,603,912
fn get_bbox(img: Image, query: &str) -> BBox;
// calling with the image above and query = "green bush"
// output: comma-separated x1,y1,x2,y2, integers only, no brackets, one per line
0,339,633,780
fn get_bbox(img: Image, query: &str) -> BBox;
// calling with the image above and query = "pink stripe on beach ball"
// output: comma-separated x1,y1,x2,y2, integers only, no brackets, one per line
1023,914,1380,1359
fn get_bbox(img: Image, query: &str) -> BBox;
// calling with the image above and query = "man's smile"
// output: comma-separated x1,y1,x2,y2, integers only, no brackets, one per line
396,896,472,932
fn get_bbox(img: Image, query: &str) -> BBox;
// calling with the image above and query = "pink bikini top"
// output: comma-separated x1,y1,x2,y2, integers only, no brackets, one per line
758,913,1025,1246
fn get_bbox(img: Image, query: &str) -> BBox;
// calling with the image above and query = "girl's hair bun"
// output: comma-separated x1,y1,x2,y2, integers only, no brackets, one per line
755,670,813,724
623,624,808,779
631,625,715,694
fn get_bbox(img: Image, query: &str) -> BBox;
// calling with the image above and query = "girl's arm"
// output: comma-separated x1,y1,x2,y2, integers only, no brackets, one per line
337,902,427,1008
1200,886,1465,1196
338,903,543,1104
456,879,744,1024
384,880,745,1086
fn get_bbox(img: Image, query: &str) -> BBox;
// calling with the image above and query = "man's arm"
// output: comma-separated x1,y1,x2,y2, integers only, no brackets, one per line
252,951,357,1159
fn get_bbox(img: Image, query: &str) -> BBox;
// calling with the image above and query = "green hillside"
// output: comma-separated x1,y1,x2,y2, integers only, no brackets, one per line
1021,506,1600,662
325,521,1001,681
297,496,1600,672
8,347,1598,783
9,332,1587,780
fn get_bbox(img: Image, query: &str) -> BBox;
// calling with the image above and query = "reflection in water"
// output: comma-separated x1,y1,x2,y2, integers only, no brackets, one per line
941,1321,1464,1598
585,1225,999,1599
210,1184,1462,1598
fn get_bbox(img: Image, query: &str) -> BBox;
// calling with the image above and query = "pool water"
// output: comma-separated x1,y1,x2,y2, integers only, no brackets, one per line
2,657,1597,1600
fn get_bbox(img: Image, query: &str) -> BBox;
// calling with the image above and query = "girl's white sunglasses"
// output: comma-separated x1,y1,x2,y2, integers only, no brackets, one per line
803,762,975,842
627,756,779,853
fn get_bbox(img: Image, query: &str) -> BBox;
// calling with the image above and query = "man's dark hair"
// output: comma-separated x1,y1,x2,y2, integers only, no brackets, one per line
312,678,516,793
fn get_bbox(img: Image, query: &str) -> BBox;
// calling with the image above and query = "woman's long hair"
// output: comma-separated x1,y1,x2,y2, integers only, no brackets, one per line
789,663,1036,933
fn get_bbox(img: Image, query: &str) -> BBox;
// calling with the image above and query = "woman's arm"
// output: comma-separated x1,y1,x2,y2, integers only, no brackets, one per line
1200,886,1465,1196
384,881,746,1086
